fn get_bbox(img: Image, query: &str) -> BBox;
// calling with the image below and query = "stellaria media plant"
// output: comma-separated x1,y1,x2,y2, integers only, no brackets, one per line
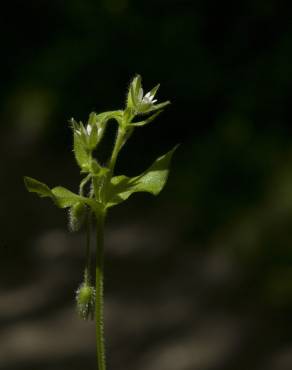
24,75,177,370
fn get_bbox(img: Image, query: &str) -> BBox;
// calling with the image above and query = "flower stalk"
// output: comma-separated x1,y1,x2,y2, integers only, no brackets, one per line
95,211,106,370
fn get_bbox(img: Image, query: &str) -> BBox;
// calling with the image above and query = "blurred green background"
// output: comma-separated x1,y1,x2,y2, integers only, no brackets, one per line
1,1,292,370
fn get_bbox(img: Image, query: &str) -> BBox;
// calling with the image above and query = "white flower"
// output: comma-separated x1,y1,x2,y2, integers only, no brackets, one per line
138,88,157,106
75,123,92,137
142,91,157,104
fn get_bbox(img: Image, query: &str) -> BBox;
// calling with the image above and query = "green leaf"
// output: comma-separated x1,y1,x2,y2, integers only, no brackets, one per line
51,186,84,208
24,177,53,198
24,176,103,217
106,145,178,207
51,186,103,216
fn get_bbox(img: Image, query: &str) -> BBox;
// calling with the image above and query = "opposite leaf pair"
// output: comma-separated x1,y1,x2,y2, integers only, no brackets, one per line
24,145,177,214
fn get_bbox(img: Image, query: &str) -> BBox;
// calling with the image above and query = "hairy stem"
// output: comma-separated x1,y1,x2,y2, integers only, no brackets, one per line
109,127,126,172
95,211,106,370
79,173,91,196
84,210,92,284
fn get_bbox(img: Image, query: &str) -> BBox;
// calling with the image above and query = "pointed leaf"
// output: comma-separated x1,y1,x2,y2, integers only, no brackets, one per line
51,186,102,216
51,186,84,208
106,145,178,207
24,177,53,198
24,177,102,217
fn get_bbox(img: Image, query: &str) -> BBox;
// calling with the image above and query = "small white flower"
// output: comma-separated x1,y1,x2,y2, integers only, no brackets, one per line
138,88,157,106
142,91,157,105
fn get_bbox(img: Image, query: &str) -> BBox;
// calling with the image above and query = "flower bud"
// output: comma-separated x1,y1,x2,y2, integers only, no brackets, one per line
76,282,96,320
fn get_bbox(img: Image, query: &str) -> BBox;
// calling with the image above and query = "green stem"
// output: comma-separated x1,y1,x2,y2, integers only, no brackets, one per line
84,210,92,284
79,173,91,196
95,211,106,370
109,127,126,172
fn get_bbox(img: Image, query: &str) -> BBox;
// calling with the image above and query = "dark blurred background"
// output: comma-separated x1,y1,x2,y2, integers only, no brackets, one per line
1,1,292,370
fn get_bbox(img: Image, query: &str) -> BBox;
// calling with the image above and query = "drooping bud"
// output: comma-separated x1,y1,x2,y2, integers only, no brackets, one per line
76,282,96,320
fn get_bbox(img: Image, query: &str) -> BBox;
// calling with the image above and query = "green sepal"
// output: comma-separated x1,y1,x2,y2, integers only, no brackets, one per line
87,122,98,150
127,75,170,116
87,112,98,126
127,75,142,108
147,100,171,113
105,145,178,207
73,131,91,172
71,117,97,168
149,83,160,99
24,177,53,198
131,110,163,127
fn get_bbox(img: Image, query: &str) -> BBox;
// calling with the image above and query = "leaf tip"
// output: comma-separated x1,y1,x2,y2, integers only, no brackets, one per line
23,176,34,190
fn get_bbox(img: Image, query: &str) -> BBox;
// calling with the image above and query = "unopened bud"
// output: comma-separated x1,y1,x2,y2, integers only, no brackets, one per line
76,282,96,320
